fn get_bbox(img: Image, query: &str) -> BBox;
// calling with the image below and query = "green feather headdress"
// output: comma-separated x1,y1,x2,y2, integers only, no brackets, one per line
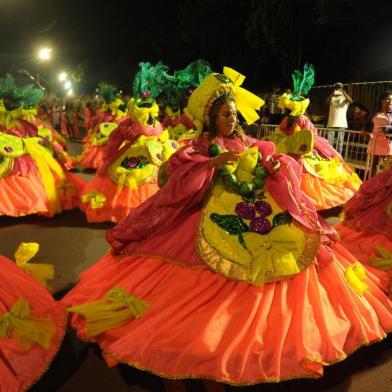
0,74,44,109
174,60,212,91
290,63,315,101
97,83,117,103
132,61,173,106
160,60,212,112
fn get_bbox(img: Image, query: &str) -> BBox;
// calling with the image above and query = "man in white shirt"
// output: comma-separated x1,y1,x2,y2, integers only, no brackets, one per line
326,83,353,154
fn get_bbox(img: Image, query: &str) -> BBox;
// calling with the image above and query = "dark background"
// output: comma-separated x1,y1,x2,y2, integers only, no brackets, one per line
1,0,392,94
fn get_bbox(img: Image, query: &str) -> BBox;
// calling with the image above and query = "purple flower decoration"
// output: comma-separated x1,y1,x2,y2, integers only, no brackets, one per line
250,217,272,235
235,202,256,220
254,201,272,217
172,142,178,149
38,140,46,146
127,157,139,168
4,146,13,153
156,153,163,160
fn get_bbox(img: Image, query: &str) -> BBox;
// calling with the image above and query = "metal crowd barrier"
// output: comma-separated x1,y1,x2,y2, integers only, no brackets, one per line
243,123,392,180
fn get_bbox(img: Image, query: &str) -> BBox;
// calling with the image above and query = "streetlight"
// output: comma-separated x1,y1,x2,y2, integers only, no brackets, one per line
58,72,68,82
37,47,52,61
66,89,74,97
64,81,72,90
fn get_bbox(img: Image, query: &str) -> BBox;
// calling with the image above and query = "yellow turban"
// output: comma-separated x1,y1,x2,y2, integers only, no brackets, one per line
184,67,264,131
278,93,310,116
128,98,159,126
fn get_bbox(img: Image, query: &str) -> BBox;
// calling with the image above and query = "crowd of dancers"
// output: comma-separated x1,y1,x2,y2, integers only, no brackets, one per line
0,61,391,391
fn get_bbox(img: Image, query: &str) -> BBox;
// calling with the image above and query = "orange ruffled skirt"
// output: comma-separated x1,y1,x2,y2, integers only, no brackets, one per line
301,173,360,211
82,176,159,223
0,170,87,217
0,255,66,392
63,243,392,385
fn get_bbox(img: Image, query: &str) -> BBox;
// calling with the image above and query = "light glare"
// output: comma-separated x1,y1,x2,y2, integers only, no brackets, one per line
58,72,67,82
38,47,52,61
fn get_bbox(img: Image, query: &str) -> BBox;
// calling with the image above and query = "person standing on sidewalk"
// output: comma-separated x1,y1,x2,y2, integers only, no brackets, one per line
327,83,353,155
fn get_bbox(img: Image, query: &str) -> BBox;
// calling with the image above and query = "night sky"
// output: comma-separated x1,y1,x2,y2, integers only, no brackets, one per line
1,0,392,95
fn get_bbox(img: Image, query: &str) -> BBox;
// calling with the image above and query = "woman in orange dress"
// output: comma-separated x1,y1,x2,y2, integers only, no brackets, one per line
78,84,128,170
0,74,85,217
268,65,361,210
63,68,391,385
81,62,178,222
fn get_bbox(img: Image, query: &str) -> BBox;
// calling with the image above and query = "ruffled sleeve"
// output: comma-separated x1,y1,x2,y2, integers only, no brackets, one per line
107,136,216,254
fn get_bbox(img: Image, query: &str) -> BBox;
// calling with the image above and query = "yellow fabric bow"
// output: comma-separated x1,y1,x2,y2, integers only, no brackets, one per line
14,242,55,288
345,262,369,295
243,225,304,285
0,298,55,350
223,67,265,125
368,246,392,271
68,285,150,337
81,190,107,209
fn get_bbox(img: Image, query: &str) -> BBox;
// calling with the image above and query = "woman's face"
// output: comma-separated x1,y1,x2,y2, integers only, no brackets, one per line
381,95,392,113
215,100,237,137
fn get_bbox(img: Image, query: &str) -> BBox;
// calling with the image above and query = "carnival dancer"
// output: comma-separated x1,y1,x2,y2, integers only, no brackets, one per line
80,62,178,222
268,64,361,210
0,243,66,392
78,84,127,170
0,74,85,217
12,90,75,170
63,68,392,385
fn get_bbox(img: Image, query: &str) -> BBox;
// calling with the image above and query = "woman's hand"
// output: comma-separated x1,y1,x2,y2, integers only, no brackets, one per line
208,151,241,168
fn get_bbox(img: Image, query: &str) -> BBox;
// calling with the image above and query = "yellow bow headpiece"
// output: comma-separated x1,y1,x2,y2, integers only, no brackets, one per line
278,93,310,116
184,66,264,131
